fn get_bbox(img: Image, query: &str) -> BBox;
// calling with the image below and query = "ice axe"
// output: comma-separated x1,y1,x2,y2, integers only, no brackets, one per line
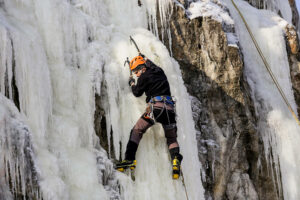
130,36,141,55
124,36,142,75
124,57,132,76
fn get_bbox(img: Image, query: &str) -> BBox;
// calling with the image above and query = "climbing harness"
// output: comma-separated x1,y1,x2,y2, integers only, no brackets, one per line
143,103,153,120
150,96,175,106
148,96,176,123
230,0,300,126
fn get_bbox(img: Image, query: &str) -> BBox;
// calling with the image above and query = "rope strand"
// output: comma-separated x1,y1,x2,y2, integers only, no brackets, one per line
230,0,300,126
181,170,190,200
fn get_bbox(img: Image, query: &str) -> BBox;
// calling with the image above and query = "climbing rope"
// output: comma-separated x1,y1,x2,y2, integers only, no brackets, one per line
230,0,300,126
181,170,190,200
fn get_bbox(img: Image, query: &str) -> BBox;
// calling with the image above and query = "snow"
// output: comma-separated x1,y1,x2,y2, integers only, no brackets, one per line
187,0,239,47
188,0,234,25
223,0,300,199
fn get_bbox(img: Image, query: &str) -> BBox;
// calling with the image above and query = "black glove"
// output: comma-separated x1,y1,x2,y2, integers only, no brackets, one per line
128,76,135,86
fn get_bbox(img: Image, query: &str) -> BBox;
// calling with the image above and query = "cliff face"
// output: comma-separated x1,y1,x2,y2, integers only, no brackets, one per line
168,15,260,199
285,24,300,114
155,0,292,199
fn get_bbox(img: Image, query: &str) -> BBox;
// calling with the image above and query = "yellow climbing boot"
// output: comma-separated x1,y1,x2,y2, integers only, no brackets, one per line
172,156,181,179
115,160,137,172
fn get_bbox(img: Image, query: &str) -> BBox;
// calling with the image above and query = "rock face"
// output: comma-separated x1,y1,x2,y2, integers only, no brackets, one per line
289,0,300,30
155,1,284,199
284,24,300,114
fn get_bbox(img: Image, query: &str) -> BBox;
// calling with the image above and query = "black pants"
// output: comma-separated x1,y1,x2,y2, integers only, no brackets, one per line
125,102,180,161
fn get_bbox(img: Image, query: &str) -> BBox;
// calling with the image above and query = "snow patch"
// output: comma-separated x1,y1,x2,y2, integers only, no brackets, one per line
187,0,234,25
187,0,239,47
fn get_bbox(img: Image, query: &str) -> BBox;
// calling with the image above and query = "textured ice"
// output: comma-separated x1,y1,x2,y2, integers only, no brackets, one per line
246,0,293,23
0,94,39,200
0,0,205,199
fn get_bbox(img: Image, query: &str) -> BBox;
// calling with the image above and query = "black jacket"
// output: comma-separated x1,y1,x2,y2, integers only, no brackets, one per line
131,59,171,102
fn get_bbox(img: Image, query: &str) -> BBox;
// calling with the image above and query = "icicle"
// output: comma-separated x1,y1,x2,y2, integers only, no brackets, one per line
247,0,292,23
0,0,206,199
143,0,173,51
0,94,41,200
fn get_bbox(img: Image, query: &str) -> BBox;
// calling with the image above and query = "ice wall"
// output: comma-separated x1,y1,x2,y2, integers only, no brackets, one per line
223,0,300,199
0,94,39,200
247,0,293,23
0,0,115,199
103,0,205,199
0,0,205,199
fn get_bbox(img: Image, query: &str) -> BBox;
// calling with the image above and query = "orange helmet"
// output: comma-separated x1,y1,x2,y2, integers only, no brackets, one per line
130,56,146,71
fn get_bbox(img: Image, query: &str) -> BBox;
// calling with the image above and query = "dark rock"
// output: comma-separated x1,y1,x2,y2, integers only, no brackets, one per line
94,92,116,159
285,25,300,115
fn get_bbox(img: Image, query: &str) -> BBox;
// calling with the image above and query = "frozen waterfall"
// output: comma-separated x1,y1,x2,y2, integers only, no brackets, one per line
1,0,300,199
0,0,204,200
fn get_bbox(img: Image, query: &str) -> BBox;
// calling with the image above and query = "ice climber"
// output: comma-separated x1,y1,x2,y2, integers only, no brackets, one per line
115,55,183,179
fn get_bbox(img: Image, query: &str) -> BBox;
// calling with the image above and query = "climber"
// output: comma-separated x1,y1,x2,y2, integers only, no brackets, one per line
115,55,183,179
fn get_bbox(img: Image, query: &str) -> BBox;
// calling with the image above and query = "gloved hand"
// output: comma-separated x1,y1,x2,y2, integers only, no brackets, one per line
128,76,135,86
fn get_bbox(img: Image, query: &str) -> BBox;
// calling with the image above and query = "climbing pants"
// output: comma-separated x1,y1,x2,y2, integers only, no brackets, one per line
125,102,179,161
